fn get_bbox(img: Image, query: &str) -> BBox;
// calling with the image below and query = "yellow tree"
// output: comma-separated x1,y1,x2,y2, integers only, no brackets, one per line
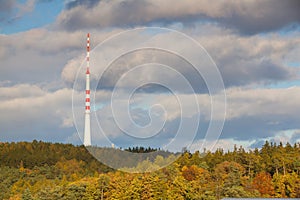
273,172,299,198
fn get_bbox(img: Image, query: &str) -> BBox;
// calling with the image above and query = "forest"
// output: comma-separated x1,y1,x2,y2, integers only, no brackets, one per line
0,140,300,199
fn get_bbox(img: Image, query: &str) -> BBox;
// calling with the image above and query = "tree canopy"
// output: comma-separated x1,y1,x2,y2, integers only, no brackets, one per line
0,140,299,199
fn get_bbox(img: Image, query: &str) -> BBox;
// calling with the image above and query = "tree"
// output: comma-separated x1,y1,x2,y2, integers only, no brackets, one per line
83,178,101,200
182,165,201,181
273,172,299,198
187,166,214,199
167,175,187,200
1,140,300,199
64,183,86,200
252,172,274,197
214,161,246,198
98,174,110,200
22,188,33,200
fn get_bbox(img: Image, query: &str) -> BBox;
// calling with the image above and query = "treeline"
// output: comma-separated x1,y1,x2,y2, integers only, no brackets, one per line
0,140,111,172
0,140,300,199
125,146,158,153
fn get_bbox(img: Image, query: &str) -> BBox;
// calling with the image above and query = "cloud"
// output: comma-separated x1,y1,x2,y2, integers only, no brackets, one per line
71,85,300,149
0,0,17,23
0,0,17,13
0,29,85,84
55,0,300,34
190,138,250,152
61,26,299,91
218,0,300,35
2,24,297,90
291,131,300,143
17,0,36,16
219,87,300,141
1,5,300,150
0,0,56,24
196,29,300,87
0,84,78,142
250,129,300,149
65,0,100,10
226,87,300,119
6,29,83,54
1,83,299,150
170,87,300,131
0,0,35,23
0,84,45,100
0,28,126,85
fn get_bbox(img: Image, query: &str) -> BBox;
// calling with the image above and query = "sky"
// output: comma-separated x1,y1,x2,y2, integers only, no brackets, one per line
0,0,300,152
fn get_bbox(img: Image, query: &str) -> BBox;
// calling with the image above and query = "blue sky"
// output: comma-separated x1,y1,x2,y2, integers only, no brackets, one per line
0,0,63,34
0,0,300,152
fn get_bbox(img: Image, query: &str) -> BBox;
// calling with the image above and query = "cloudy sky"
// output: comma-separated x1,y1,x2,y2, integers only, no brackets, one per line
1,0,300,152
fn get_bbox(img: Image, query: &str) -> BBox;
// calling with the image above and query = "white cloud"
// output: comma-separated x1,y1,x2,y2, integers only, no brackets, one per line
0,84,45,100
61,55,85,84
0,84,78,141
226,87,300,119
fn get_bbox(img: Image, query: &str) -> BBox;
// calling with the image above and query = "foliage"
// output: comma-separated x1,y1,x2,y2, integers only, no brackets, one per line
0,141,299,199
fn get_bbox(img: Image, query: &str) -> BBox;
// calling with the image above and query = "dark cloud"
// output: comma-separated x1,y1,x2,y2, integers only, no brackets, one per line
0,0,16,12
221,113,300,141
0,0,17,22
218,59,296,88
38,0,56,2
65,0,100,9
56,0,300,35
90,42,297,93
220,0,300,35
96,49,209,94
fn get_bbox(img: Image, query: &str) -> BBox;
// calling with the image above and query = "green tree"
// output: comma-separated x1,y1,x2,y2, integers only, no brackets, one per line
214,161,246,198
84,179,101,200
22,188,33,200
98,174,110,200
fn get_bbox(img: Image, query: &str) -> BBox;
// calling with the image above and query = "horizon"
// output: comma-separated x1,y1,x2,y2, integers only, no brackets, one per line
1,139,298,153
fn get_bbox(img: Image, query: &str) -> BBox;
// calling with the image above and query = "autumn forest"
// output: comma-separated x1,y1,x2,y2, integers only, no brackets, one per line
0,140,300,199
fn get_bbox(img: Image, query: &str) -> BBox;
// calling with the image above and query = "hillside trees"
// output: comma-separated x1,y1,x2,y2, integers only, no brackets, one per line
0,140,299,199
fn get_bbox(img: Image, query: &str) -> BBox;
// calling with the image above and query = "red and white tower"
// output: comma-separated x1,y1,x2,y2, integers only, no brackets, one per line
84,33,91,146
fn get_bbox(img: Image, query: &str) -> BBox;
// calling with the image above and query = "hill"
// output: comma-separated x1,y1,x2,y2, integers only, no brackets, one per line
0,140,299,199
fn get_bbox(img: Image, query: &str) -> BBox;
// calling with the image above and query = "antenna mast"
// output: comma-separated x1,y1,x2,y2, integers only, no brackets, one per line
84,33,91,146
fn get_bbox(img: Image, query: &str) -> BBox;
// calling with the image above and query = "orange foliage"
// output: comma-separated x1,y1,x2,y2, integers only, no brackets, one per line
252,172,274,197
182,165,207,181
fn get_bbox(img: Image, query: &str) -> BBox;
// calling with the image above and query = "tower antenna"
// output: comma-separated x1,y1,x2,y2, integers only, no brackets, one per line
84,33,91,146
